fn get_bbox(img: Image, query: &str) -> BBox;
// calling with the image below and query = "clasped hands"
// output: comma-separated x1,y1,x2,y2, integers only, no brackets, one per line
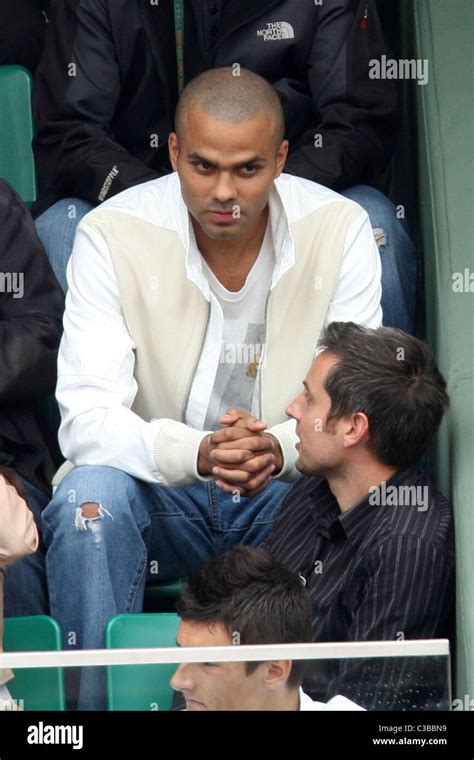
197,408,283,498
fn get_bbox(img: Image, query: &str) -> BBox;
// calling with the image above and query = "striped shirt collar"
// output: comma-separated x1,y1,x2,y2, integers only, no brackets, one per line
305,466,419,546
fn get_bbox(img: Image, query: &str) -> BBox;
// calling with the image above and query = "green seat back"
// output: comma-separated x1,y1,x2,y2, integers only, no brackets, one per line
3,616,66,711
143,578,183,612
0,65,36,206
105,613,180,711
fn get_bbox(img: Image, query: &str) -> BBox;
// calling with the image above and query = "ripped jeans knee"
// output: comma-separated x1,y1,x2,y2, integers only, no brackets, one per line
75,502,114,531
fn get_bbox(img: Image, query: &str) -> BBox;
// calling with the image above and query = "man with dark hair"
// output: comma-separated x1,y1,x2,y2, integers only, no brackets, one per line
41,68,381,710
263,321,454,710
171,545,364,711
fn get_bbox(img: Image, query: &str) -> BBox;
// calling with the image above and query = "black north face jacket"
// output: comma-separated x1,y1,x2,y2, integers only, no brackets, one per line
32,0,398,215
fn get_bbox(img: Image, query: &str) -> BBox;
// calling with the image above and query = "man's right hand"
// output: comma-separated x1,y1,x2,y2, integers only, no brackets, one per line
197,419,277,497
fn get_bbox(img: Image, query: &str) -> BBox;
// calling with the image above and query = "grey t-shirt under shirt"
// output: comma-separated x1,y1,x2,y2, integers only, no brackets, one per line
201,226,274,431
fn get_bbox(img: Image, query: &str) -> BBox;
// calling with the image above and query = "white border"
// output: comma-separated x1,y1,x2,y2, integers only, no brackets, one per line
0,639,449,669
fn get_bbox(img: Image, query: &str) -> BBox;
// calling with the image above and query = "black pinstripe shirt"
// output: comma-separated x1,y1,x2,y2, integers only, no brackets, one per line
264,467,455,710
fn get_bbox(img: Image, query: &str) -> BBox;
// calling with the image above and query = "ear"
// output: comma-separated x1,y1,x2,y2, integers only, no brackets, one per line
343,412,370,450
168,132,179,171
263,660,292,690
274,140,289,178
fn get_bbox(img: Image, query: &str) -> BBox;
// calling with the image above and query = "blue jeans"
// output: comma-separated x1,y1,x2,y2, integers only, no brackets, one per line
36,187,418,333
340,185,418,334
41,465,292,710
35,198,94,293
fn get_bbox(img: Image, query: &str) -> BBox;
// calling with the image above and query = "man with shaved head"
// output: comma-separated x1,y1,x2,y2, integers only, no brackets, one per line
34,66,382,709
174,67,286,145
32,1,416,339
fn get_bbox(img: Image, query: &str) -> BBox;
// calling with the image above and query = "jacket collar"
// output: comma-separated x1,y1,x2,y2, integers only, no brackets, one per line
304,468,421,547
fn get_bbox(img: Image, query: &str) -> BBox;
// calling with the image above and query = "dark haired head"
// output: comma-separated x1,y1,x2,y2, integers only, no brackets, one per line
318,322,450,468
175,67,285,150
175,545,312,688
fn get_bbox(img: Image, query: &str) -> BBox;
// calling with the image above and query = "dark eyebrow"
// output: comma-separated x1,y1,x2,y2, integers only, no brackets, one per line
187,152,216,167
186,152,267,170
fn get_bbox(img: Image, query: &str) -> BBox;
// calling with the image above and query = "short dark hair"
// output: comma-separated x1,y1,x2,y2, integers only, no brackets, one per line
175,67,285,148
175,545,312,688
318,322,450,468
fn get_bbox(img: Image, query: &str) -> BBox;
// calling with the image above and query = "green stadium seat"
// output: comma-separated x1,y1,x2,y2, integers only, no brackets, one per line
143,578,183,612
105,612,180,711
3,615,66,711
0,65,36,206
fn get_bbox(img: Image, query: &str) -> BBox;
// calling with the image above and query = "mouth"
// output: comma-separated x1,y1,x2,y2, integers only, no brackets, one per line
186,698,206,710
208,210,237,223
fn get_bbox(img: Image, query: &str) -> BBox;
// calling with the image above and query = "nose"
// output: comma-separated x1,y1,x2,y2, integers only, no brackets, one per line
212,171,236,205
286,393,303,420
170,663,192,692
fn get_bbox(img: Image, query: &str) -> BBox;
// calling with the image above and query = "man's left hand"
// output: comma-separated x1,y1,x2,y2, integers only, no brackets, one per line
209,408,284,496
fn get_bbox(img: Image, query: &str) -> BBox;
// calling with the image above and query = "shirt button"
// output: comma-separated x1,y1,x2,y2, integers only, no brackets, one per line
209,4,218,14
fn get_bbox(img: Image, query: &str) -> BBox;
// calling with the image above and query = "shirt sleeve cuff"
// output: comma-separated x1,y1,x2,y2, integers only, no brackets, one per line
153,421,214,487
267,419,300,482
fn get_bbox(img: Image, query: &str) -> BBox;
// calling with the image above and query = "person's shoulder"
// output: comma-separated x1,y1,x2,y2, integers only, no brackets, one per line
275,174,366,226
0,181,37,247
81,174,179,229
0,179,21,218
299,689,365,711
324,695,366,711
275,173,341,205
367,469,454,553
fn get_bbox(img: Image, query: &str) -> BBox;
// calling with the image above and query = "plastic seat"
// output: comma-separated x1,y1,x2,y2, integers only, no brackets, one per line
0,65,36,206
105,613,180,711
143,578,183,612
3,616,66,710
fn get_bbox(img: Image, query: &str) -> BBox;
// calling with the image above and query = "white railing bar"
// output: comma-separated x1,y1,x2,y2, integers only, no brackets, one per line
0,638,449,669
